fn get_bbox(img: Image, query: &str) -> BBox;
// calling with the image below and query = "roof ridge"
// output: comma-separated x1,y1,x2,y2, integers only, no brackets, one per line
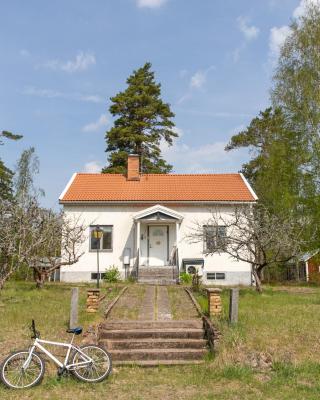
75,172,241,176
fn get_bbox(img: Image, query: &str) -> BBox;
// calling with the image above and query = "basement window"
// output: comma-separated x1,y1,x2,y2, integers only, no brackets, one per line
207,272,226,280
91,273,106,280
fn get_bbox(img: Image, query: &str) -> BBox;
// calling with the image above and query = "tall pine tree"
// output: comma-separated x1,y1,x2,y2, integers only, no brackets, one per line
103,62,177,174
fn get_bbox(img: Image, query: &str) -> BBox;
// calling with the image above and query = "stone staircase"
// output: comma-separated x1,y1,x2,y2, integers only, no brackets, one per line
138,266,177,285
99,319,208,366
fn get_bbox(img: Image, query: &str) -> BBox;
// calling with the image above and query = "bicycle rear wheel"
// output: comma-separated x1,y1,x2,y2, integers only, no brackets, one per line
71,345,112,383
0,351,45,389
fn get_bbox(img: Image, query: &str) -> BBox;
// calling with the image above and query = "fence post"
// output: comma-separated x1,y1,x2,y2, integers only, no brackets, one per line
70,287,79,329
229,288,239,324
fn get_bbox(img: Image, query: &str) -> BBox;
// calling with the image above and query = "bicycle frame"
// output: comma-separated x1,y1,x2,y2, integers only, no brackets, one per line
23,335,93,371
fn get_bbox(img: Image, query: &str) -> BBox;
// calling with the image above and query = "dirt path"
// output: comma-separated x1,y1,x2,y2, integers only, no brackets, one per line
108,285,200,321
108,285,146,320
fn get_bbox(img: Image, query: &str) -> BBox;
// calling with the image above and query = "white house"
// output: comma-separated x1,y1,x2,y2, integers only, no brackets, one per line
59,155,258,285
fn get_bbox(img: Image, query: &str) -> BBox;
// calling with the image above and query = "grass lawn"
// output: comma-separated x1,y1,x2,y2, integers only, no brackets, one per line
1,282,320,399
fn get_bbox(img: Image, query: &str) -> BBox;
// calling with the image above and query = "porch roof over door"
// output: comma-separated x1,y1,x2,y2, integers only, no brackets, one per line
133,204,184,222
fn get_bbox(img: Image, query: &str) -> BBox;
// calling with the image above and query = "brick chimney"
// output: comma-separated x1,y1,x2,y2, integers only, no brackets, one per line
127,154,140,181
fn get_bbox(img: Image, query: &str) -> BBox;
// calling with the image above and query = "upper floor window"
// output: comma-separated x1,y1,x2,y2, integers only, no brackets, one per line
203,225,226,252
90,225,113,251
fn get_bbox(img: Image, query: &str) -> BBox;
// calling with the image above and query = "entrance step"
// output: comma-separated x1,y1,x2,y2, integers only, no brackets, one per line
100,328,205,340
101,338,207,350
113,359,205,367
100,320,203,330
109,348,207,361
138,267,177,284
138,278,176,285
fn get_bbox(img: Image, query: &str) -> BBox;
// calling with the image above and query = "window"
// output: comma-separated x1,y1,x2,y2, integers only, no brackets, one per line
90,226,113,251
203,225,226,252
207,272,225,280
91,273,106,280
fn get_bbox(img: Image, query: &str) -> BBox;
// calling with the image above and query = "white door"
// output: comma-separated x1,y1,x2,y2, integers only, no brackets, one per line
149,226,167,266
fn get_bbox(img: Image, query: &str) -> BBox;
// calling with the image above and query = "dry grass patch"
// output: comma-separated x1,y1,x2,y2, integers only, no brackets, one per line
167,286,199,320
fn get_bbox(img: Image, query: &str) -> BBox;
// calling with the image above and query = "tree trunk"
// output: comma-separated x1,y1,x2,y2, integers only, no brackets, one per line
0,278,5,291
33,269,46,289
252,268,263,293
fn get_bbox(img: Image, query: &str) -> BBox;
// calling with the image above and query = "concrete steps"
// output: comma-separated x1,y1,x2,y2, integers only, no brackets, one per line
138,278,176,285
101,338,207,350
109,348,207,361
100,328,204,340
138,267,176,285
99,319,208,365
113,360,205,367
101,320,203,330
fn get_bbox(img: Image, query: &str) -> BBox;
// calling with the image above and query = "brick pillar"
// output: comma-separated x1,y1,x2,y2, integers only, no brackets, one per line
86,289,101,313
207,288,222,317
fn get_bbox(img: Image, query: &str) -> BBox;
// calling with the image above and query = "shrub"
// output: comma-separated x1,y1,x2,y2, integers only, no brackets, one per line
309,272,320,285
103,266,121,283
179,272,192,284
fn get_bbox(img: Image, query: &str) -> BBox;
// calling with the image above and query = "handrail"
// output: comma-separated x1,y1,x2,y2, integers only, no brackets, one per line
169,245,177,266
135,249,140,279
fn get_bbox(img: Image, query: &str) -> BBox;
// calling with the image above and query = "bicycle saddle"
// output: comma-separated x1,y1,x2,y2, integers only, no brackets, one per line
66,327,83,335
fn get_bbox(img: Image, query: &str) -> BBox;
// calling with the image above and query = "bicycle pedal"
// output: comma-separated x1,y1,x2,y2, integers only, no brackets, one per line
57,367,67,379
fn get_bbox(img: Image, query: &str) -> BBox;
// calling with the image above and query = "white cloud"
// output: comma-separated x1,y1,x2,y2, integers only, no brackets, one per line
190,71,207,89
268,0,320,62
83,161,103,173
293,0,320,18
22,86,104,103
269,25,291,59
161,132,247,173
44,52,96,73
82,114,109,132
177,66,215,103
237,16,260,40
136,0,167,8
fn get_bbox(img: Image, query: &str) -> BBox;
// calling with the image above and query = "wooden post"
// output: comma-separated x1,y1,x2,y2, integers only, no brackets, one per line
229,288,239,324
70,287,79,329
206,288,222,317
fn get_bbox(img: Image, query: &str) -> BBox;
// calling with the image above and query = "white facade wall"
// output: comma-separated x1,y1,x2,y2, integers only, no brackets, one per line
60,203,252,286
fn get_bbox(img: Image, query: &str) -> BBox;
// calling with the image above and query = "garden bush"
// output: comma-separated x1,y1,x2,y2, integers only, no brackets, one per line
103,266,121,283
179,272,192,284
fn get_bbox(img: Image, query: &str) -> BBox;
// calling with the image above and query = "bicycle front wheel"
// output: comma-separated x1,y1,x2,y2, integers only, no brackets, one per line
0,351,45,389
71,344,112,383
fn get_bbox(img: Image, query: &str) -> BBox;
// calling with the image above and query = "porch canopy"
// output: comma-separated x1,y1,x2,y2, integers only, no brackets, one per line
133,204,184,223
133,205,184,266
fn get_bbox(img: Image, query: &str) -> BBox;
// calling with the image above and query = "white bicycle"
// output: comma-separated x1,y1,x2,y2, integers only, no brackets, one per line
0,320,112,389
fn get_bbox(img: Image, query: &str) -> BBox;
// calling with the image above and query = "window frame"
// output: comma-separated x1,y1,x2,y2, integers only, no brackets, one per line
203,225,227,253
206,272,226,280
91,272,106,280
89,225,113,252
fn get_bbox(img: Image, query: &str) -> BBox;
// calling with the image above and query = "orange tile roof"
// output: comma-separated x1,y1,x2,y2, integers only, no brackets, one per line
60,173,256,203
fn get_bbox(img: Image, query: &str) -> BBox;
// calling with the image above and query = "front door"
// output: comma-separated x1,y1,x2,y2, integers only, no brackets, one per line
148,225,168,266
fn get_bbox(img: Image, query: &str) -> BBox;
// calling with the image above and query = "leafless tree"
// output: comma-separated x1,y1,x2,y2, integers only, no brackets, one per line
188,205,311,292
26,210,87,288
0,198,86,289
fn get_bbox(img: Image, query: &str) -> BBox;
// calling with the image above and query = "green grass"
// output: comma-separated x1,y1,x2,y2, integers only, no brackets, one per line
194,286,320,365
1,282,320,399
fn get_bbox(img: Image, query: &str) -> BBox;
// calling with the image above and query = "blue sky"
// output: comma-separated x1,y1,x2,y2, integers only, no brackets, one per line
0,0,309,208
